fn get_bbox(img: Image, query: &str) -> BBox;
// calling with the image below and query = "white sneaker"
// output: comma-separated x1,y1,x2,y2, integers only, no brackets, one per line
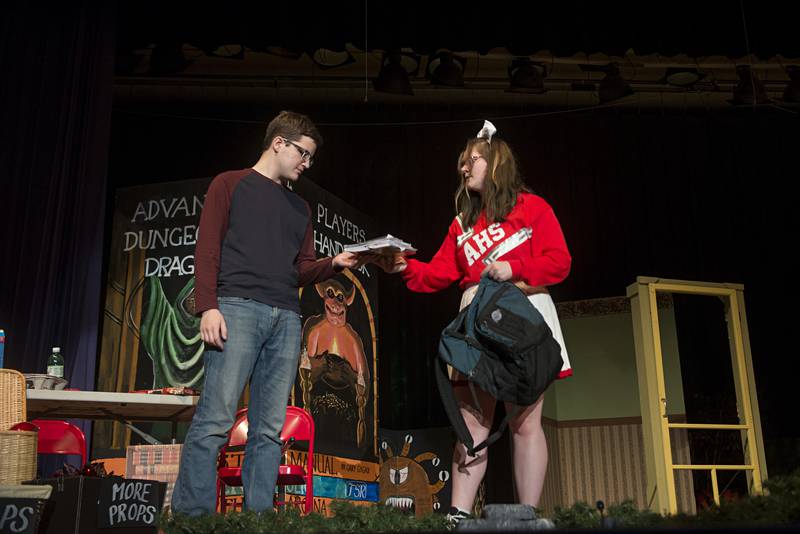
445,507,473,529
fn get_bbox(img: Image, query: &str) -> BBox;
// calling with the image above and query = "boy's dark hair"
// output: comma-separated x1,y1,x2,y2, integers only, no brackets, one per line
262,110,323,151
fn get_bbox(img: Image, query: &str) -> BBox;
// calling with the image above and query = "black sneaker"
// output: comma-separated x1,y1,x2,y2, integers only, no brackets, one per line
445,506,473,529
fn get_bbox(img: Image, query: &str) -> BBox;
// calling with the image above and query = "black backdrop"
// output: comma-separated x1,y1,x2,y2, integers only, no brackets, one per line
108,102,796,455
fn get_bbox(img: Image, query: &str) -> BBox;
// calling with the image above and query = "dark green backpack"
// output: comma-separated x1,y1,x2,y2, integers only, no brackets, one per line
436,277,563,456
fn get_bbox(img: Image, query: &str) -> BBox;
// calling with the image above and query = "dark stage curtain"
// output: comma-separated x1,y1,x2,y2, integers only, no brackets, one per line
0,2,115,452
107,102,798,501
106,103,797,438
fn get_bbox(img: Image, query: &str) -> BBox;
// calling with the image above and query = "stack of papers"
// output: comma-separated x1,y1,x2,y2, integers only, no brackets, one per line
343,234,417,256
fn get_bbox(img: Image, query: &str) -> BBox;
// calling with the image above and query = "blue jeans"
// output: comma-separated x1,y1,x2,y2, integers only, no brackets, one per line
171,297,301,516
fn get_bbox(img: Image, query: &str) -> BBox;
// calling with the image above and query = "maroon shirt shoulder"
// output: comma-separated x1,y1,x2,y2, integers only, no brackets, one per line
194,170,250,315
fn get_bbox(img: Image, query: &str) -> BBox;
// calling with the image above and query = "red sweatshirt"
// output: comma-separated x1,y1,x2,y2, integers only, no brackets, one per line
402,192,571,292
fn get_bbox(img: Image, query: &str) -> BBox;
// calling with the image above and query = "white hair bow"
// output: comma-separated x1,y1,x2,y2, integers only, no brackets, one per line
476,120,497,144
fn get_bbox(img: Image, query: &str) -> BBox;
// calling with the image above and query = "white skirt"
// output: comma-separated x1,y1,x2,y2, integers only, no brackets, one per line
460,285,572,378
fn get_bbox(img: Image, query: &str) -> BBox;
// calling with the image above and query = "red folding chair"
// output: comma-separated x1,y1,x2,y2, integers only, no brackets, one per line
215,406,315,514
11,419,88,467
216,408,249,513
274,406,315,515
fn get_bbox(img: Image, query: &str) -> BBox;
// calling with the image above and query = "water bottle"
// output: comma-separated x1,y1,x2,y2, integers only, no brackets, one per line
47,346,64,378
0,329,5,368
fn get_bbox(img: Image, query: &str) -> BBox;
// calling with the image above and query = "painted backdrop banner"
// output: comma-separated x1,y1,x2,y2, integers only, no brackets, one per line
96,177,380,510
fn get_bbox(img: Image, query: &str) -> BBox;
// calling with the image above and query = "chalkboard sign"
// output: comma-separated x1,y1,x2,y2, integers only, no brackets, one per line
0,498,44,534
96,479,161,528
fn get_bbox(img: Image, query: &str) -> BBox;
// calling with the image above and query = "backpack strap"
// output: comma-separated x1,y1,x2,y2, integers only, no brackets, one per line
435,354,522,457
434,356,478,455
470,405,522,456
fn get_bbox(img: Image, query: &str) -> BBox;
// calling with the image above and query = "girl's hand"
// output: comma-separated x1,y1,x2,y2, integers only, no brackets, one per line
481,261,512,282
373,253,407,274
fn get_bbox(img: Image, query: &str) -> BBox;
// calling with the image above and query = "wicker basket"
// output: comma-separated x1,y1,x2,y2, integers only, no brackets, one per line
0,430,37,484
0,368,27,431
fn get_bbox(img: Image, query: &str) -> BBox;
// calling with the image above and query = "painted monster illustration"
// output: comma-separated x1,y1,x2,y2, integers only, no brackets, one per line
380,435,449,517
300,279,370,446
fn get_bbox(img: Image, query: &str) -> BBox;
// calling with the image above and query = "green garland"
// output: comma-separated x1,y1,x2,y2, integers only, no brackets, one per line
161,502,448,534
553,469,800,529
160,470,800,533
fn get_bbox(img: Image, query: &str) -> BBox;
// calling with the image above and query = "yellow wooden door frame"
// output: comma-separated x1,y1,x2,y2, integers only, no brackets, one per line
626,276,766,515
